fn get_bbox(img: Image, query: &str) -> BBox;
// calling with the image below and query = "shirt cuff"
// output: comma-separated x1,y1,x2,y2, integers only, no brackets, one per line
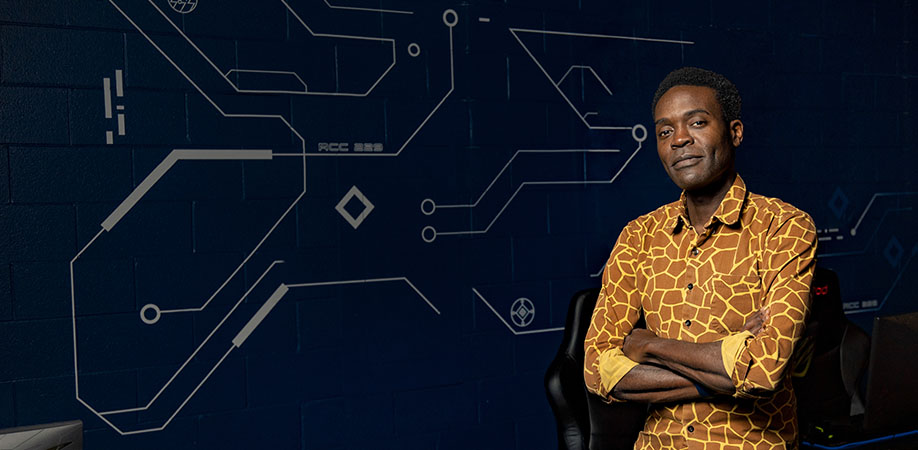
598,348,639,400
719,330,754,379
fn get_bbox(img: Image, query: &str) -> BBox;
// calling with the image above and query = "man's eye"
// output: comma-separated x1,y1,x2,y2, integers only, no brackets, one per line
691,120,707,127
658,129,672,137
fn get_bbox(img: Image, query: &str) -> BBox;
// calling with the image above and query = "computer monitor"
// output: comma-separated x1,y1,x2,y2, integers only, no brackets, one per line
863,311,918,433
0,420,82,450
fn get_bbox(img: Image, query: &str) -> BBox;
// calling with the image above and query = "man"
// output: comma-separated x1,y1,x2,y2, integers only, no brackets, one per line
583,67,817,449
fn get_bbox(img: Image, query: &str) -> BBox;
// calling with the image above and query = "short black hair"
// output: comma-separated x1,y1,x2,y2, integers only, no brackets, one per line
651,67,742,123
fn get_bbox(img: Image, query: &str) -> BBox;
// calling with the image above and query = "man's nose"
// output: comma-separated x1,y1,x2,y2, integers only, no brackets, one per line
671,127,692,148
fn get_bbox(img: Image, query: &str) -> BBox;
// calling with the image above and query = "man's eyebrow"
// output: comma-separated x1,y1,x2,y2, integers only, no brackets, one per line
683,108,711,117
654,108,712,125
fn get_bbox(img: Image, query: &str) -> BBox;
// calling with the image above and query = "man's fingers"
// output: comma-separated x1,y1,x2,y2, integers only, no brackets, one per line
741,307,769,334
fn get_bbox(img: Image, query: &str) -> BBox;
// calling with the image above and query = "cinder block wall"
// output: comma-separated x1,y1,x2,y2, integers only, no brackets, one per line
0,1,914,449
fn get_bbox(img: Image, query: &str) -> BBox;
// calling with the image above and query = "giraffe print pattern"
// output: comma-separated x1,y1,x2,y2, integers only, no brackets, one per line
584,175,817,449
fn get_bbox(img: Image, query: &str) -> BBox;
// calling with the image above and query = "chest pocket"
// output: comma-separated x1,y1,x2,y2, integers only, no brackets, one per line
706,274,762,334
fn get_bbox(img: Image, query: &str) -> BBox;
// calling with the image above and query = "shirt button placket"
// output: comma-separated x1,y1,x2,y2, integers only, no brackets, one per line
681,236,699,341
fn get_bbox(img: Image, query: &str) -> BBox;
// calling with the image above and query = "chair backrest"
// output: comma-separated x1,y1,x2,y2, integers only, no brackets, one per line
793,267,870,434
545,288,600,450
862,311,918,432
545,288,647,450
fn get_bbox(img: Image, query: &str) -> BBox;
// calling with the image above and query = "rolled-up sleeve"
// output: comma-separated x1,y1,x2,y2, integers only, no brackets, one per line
724,212,817,399
584,223,644,402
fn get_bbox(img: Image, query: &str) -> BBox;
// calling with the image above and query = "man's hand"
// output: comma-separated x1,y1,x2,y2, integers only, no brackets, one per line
622,328,658,363
742,306,770,335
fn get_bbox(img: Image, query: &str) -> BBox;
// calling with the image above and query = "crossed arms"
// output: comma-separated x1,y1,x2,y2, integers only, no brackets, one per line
610,310,766,403
583,213,817,404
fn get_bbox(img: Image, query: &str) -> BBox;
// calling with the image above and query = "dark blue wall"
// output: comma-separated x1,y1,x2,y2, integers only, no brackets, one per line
0,0,915,448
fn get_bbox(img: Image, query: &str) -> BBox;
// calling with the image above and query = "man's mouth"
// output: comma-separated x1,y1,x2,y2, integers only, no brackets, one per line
672,154,703,169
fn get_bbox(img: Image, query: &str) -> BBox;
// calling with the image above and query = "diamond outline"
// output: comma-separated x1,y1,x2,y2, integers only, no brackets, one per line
510,297,535,328
883,236,904,268
828,187,849,219
335,185,375,229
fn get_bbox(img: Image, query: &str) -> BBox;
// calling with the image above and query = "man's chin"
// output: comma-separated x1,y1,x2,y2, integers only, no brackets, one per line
669,173,705,191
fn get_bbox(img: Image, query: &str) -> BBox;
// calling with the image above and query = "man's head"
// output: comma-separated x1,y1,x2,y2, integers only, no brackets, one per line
652,67,742,124
652,67,744,193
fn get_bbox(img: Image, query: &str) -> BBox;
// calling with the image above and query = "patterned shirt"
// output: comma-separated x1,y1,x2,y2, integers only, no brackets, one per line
584,175,817,450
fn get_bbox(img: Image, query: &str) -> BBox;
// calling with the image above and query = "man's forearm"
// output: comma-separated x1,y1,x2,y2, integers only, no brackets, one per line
612,363,703,403
642,338,735,394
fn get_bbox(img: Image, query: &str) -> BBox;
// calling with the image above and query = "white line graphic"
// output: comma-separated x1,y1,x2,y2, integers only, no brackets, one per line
820,207,913,258
103,69,126,143
844,245,918,315
509,28,692,130
72,259,286,435
472,288,562,335
590,263,605,278
116,0,455,157
276,0,397,97
107,0,312,162
101,149,273,231
850,192,918,236
424,134,644,241
323,0,413,15
103,77,112,119
232,284,290,347
391,9,457,156
557,65,613,96
287,277,441,315
223,69,309,94
79,1,459,433
436,149,621,210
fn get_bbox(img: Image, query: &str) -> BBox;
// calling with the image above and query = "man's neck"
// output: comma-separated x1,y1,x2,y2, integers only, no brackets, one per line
684,171,736,230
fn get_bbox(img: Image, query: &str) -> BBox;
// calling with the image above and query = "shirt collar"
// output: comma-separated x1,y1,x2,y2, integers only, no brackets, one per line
670,174,747,233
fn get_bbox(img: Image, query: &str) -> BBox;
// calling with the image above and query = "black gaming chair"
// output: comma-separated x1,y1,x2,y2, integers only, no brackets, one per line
792,267,870,442
544,288,647,450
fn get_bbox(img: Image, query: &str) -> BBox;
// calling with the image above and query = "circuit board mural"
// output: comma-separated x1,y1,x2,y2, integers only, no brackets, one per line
1,1,914,448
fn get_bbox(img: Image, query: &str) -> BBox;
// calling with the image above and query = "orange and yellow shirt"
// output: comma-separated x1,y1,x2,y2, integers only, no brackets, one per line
584,175,817,450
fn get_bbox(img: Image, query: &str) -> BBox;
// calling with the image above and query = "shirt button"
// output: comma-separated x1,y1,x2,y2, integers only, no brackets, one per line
684,319,691,327
687,283,694,290
687,425,695,433
692,248,699,256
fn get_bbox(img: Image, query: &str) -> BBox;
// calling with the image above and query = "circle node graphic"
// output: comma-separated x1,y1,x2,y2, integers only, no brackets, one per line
168,0,198,14
421,226,437,243
420,198,436,215
510,297,535,327
408,43,421,57
442,9,458,27
632,124,647,143
140,303,161,325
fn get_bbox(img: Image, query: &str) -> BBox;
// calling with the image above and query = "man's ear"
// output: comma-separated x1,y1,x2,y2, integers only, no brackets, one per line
729,119,744,148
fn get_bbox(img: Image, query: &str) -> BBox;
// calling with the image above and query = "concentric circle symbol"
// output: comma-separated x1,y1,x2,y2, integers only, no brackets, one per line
168,0,198,14
510,297,535,327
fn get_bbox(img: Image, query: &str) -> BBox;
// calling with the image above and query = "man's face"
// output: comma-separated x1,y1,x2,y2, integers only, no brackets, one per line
653,85,743,192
